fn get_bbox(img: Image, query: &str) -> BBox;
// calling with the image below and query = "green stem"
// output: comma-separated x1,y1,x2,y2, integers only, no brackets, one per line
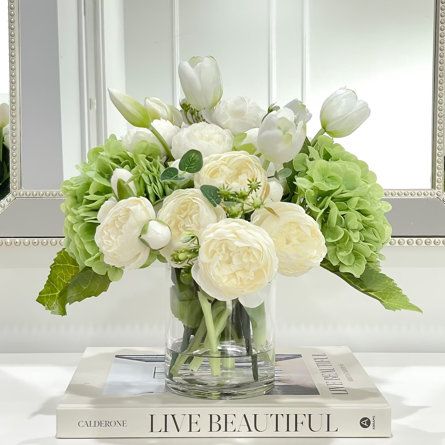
311,128,325,146
149,124,173,161
198,292,220,376
239,303,258,382
167,325,194,379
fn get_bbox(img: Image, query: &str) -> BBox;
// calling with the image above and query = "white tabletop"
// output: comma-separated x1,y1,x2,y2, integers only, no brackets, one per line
1,352,444,445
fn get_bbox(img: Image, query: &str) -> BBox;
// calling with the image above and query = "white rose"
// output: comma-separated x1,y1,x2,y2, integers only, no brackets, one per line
95,197,156,269
320,88,370,138
171,122,233,159
145,97,183,126
251,202,327,277
257,108,306,167
122,119,179,157
157,188,225,264
211,97,265,134
194,151,269,200
191,219,278,305
0,103,9,130
178,56,223,110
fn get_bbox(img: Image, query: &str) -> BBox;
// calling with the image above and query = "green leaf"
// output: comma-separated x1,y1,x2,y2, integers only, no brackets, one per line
200,185,221,207
160,167,179,181
37,249,112,316
62,267,111,305
322,260,422,312
116,178,135,200
179,149,203,173
276,167,292,180
36,249,80,316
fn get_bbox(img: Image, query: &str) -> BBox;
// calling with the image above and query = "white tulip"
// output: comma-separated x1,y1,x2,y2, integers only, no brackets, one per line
140,220,172,251
145,97,183,126
108,89,150,128
2,124,10,149
97,197,117,223
0,103,9,129
285,99,312,124
95,197,156,270
191,219,278,303
171,122,233,159
122,120,179,157
252,202,327,277
178,56,223,110
110,168,137,199
211,96,265,134
257,108,306,166
320,88,370,137
267,178,284,202
157,188,226,265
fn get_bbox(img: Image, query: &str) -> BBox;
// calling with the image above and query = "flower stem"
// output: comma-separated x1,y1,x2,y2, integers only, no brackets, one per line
238,303,258,382
198,291,220,376
311,128,325,146
148,124,173,161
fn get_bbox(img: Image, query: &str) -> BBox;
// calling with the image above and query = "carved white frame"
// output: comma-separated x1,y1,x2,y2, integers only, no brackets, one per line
0,0,444,247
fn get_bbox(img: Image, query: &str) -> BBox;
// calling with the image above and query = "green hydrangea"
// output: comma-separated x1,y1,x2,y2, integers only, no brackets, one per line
61,135,172,281
292,135,392,278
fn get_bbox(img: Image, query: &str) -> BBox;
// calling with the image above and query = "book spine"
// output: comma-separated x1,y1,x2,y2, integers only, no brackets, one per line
57,406,391,438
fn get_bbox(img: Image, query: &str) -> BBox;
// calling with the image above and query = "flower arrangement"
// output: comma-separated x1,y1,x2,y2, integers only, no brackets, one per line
37,56,420,397
0,103,10,200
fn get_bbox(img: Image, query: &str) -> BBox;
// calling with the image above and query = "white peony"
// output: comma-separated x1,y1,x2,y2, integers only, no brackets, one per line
122,119,179,157
157,188,226,264
257,108,306,167
194,151,269,200
178,56,223,110
251,202,327,277
211,97,265,135
95,197,156,270
191,219,278,305
171,122,233,159
97,197,117,223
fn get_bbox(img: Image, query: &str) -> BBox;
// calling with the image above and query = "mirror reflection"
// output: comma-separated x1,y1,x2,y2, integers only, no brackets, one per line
0,0,9,199
17,0,437,192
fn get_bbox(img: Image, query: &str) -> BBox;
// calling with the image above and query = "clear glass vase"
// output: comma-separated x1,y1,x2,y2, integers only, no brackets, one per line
165,267,275,399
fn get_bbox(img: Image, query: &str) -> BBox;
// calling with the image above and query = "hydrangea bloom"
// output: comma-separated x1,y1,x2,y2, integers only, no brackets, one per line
292,135,392,278
61,135,171,281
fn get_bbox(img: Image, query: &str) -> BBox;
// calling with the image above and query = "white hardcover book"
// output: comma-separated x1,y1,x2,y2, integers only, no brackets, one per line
56,346,391,438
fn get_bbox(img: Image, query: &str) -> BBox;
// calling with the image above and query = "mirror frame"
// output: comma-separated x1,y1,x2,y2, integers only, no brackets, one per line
0,0,444,248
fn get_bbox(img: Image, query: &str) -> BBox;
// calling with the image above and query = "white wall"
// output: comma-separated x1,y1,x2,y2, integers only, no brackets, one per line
0,246,443,353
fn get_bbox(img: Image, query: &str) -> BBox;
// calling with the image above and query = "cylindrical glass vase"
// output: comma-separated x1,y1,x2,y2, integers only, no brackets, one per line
165,267,275,399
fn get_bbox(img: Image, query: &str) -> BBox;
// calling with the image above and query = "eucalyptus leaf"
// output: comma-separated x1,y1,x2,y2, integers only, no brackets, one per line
160,167,179,181
179,149,203,173
200,185,221,207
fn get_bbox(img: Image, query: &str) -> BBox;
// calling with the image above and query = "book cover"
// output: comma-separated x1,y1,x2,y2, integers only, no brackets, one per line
56,346,391,438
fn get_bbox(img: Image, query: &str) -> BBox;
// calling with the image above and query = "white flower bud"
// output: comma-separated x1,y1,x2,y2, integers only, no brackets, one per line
320,88,370,138
110,168,137,199
108,89,150,128
267,178,284,202
178,56,223,110
140,220,172,251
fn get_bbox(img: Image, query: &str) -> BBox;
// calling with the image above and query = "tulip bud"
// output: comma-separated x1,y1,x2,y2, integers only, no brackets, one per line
178,56,223,110
111,168,137,200
320,88,370,138
140,220,172,250
145,97,183,126
108,89,150,128
0,103,9,130
257,108,306,166
285,99,312,124
267,178,284,202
